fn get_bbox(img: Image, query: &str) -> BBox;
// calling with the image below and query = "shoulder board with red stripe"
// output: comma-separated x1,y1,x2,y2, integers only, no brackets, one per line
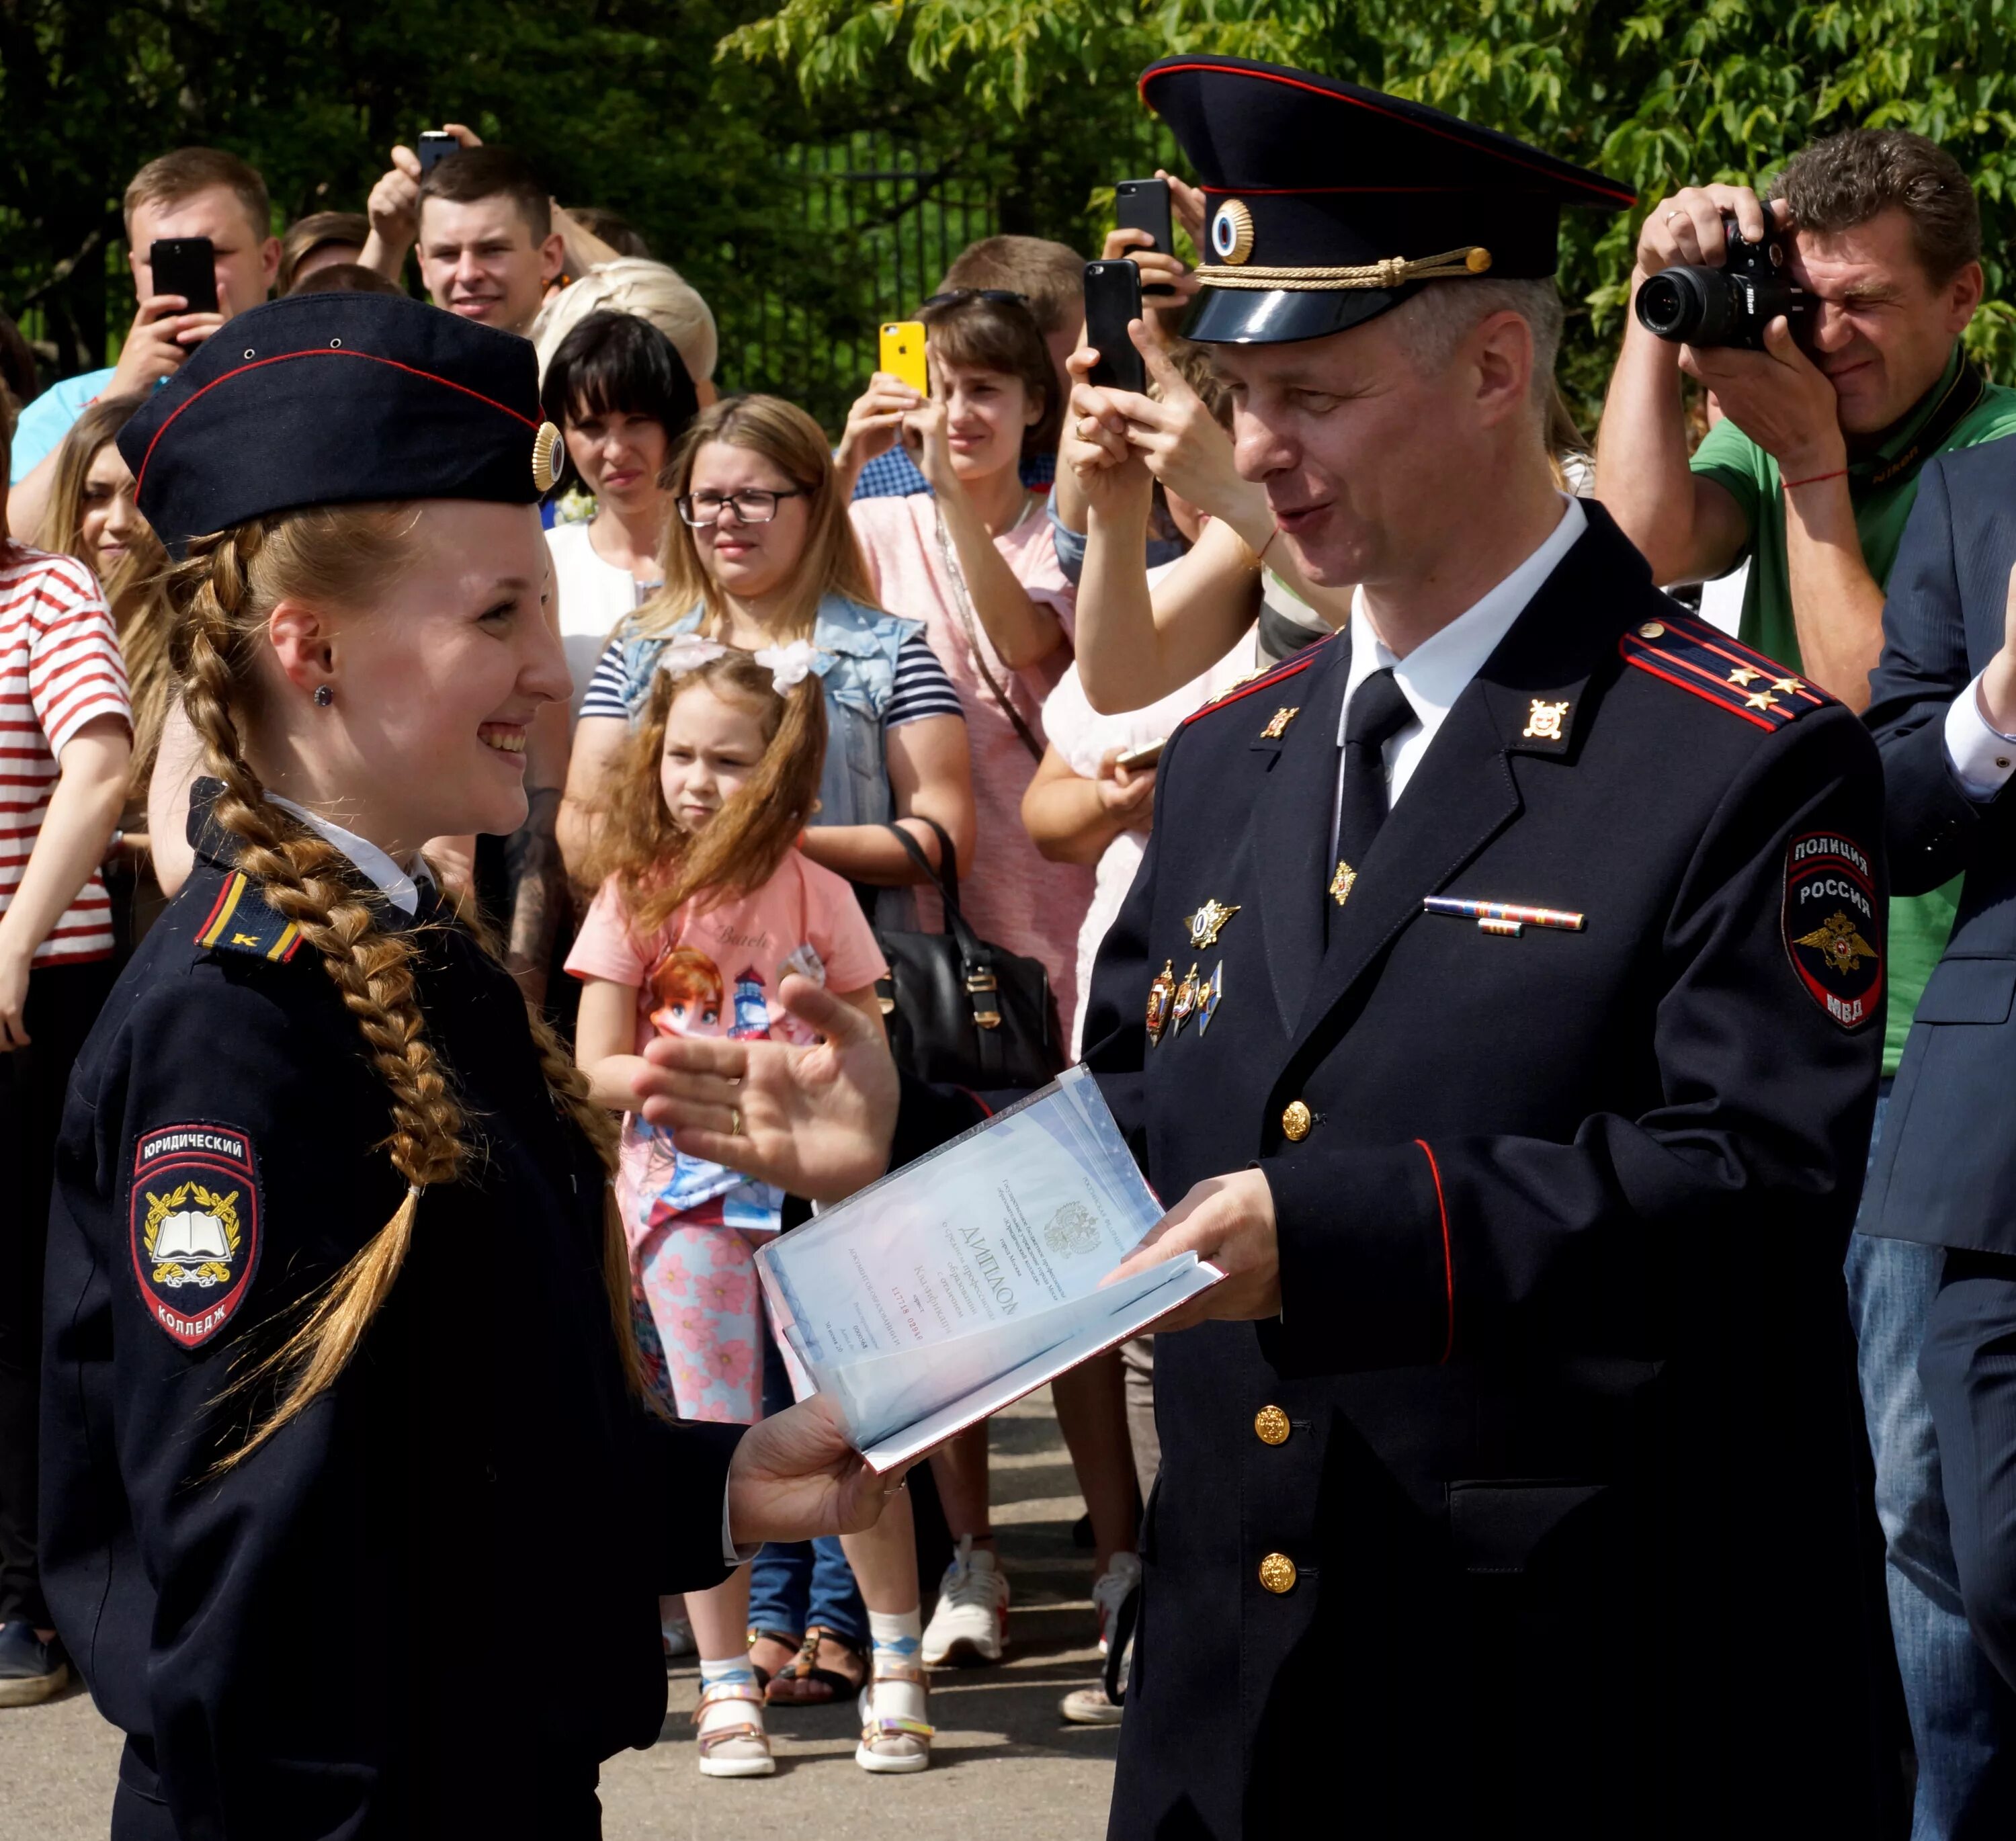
193,871,305,964
1618,611,1833,732
1178,637,1332,730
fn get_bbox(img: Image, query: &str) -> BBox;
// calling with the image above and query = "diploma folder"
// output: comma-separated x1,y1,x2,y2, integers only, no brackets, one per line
756,1066,1222,1472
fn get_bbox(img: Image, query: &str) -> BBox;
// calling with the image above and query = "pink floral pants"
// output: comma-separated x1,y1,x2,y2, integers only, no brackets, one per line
631,1198,767,1424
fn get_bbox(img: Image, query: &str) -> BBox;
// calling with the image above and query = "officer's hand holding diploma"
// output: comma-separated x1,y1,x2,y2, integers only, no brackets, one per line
631,973,899,1205
1101,1168,1280,1331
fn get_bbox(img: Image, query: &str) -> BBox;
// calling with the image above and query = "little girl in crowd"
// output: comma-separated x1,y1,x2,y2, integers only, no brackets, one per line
569,641,936,1778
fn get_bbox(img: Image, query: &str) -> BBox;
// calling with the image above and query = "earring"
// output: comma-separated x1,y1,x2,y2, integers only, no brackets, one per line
313,685,334,708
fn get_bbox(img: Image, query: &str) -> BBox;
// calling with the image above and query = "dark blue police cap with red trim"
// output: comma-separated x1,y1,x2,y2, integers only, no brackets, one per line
1140,56,1634,346
120,291,563,557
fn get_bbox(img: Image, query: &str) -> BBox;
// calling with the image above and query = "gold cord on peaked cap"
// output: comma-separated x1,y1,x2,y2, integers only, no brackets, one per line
1197,245,1494,290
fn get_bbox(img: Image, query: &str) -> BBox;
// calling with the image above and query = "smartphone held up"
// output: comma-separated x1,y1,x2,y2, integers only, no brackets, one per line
1083,260,1146,394
147,239,218,316
880,320,929,397
1115,177,1176,296
417,130,459,175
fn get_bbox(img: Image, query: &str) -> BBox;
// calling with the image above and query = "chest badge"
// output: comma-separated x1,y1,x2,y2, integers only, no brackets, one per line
1330,860,1357,907
1259,705,1300,740
1171,962,1202,1036
1195,961,1224,1035
1146,959,1177,1045
1185,898,1241,949
128,1123,263,1350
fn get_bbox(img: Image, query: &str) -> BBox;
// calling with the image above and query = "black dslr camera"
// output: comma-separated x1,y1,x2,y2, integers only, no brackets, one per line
1634,216,1811,350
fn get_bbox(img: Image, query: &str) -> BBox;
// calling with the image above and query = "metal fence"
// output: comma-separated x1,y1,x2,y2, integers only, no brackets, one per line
710,132,999,434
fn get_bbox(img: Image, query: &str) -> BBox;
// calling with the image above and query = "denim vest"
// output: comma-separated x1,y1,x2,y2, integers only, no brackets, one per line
604,594,916,833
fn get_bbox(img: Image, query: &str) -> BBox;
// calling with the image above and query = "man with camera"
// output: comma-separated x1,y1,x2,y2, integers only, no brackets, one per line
1597,129,2016,1840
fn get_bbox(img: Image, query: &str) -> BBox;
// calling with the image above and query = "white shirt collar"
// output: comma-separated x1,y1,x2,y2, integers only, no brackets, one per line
267,796,431,916
1339,495,1587,750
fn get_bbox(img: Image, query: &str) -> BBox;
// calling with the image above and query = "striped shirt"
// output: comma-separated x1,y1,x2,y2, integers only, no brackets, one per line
1,546,132,965
578,632,965,729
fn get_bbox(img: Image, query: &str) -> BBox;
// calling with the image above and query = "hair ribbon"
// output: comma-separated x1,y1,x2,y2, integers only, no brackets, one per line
751,638,833,691
655,635,730,679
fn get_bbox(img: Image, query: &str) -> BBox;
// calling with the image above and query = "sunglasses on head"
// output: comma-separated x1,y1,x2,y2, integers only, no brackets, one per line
920,288,1031,310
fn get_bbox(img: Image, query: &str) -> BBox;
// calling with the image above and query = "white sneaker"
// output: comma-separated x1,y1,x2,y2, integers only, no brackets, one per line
1092,1551,1142,1657
662,1617,697,1664
921,1536,1009,1666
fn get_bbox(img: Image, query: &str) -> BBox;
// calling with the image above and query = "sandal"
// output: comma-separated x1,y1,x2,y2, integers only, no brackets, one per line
693,1680,775,1779
746,1627,800,1691
854,1656,933,1774
767,1625,867,1706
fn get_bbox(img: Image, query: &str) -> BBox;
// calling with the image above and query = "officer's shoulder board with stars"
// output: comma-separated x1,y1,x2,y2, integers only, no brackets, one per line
1177,639,1332,734
1620,611,1834,731
193,871,306,964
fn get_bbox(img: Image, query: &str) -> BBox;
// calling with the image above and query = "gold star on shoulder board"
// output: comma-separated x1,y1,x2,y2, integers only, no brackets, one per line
1771,675,1805,695
1185,898,1241,949
1728,665,1763,687
1744,690,1780,711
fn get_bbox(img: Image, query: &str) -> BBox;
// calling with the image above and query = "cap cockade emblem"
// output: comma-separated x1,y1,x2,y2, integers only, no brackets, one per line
1211,199,1255,266
531,421,564,494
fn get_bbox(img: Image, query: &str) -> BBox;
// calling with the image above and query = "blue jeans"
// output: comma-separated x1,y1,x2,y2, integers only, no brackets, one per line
1847,1082,2016,1839
745,1327,866,1646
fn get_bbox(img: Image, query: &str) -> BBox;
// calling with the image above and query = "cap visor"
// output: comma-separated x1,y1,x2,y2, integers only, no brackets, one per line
1182,284,1409,345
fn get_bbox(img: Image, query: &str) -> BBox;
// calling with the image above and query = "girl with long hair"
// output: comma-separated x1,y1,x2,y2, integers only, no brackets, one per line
36,392,177,947
38,291,898,1839
560,394,974,916
569,643,935,1777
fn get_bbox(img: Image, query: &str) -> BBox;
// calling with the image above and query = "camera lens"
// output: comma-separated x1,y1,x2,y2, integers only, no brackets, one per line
1634,265,1738,346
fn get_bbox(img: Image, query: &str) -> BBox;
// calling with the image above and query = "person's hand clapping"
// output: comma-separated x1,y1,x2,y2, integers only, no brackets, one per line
366,123,482,256
631,973,898,1205
1095,748,1157,832
1101,1167,1279,1332
836,371,923,482
727,1392,910,1544
107,294,222,397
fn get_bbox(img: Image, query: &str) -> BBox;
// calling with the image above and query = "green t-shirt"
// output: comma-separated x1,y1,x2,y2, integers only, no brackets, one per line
1690,345,2016,1074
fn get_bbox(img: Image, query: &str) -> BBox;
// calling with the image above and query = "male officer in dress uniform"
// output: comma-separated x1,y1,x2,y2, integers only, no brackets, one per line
635,56,1900,1841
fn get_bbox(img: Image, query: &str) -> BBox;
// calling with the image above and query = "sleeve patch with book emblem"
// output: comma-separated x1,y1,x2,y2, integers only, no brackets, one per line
128,1123,263,1348
1782,833,1883,1031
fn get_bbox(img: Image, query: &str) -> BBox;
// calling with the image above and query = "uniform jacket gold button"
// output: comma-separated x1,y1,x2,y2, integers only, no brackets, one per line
1254,1405,1291,1445
1258,1551,1298,1594
1282,1100,1312,1142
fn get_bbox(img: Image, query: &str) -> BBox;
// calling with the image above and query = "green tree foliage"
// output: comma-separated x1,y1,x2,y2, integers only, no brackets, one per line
722,0,2016,409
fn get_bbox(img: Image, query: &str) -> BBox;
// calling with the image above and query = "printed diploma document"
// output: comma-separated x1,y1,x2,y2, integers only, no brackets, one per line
756,1066,1221,1469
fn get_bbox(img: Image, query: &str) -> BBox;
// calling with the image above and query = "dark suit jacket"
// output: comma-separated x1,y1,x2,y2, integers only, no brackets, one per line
1862,439,2016,1252
1083,506,1894,1840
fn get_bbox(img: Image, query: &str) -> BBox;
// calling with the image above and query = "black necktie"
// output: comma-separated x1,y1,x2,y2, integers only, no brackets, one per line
1329,667,1413,935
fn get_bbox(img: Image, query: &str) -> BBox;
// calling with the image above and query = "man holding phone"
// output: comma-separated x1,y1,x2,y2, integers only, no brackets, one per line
6,148,280,537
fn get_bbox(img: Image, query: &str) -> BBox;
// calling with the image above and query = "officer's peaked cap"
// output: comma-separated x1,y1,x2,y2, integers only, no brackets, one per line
120,292,562,558
1140,56,1635,345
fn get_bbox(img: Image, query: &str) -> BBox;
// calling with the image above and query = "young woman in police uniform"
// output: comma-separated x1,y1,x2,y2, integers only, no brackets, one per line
38,290,898,1840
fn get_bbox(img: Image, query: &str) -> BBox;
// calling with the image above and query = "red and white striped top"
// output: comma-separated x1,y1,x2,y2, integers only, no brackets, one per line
1,545,132,966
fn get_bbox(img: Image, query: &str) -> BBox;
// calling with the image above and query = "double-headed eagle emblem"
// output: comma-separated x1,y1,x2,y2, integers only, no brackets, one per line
1794,909,1878,976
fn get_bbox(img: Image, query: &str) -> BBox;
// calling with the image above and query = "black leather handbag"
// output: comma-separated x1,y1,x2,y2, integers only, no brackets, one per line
872,819,1064,1090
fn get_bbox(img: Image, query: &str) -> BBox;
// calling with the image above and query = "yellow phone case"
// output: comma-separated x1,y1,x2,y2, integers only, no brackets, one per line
880,321,929,396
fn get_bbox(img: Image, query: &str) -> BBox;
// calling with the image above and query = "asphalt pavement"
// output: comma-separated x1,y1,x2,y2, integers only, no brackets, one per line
0,1387,1118,1840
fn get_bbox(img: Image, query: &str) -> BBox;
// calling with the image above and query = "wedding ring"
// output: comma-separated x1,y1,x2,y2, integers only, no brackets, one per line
1664,210,1683,226
729,1107,742,1136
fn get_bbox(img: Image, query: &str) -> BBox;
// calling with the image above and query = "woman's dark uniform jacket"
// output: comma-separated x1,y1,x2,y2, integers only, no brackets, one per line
901,507,1898,1837
40,792,743,1839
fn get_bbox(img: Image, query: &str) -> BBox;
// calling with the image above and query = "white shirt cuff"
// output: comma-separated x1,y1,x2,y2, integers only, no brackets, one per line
1943,673,2016,802
723,1482,758,1566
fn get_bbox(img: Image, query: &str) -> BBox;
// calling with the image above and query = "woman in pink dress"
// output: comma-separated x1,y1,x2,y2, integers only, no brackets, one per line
839,291,1094,1666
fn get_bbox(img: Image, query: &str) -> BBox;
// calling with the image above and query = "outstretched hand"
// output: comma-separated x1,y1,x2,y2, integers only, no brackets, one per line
631,974,898,1204
728,1392,909,1544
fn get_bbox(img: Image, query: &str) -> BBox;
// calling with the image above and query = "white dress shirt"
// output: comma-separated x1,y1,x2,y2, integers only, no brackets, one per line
1332,496,1587,859
1943,675,2016,801
264,797,751,1563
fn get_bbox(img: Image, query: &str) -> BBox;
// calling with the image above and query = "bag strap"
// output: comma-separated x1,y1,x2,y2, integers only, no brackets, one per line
934,502,1046,764
882,818,960,915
